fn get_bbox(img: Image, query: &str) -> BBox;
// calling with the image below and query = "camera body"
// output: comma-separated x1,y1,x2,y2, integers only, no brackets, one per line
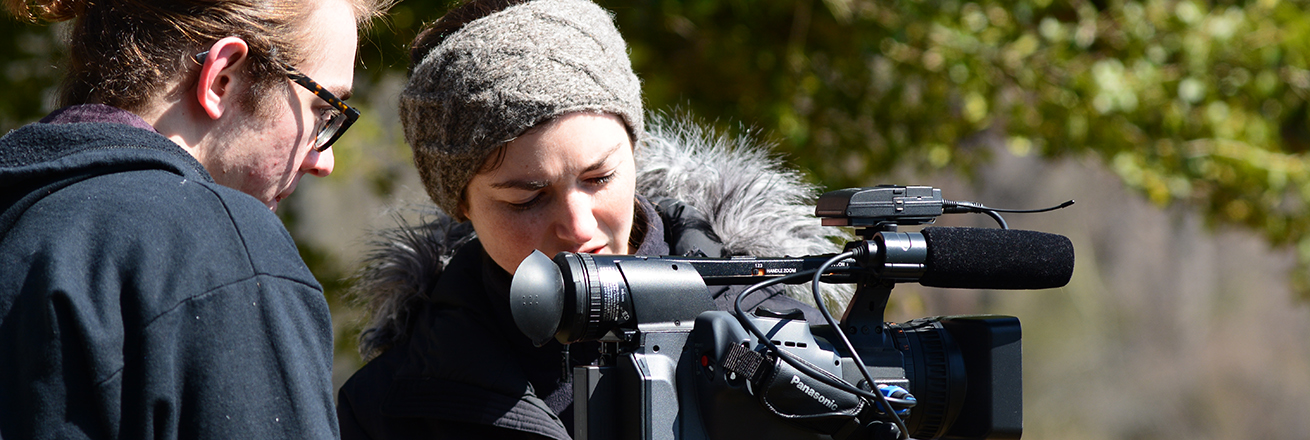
510,186,1072,440
559,258,1021,440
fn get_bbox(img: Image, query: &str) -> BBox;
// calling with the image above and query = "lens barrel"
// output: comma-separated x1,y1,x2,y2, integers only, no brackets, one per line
886,316,1023,439
890,318,968,438
558,253,636,343
511,251,714,345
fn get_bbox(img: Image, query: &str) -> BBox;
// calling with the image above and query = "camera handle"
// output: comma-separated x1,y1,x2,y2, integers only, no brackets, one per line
836,225,913,384
840,276,893,336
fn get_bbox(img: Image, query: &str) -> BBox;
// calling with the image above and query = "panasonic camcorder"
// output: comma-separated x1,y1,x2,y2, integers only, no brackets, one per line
510,185,1075,440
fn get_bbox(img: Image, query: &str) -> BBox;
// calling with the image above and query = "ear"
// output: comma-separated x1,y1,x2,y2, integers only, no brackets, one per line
458,199,471,222
195,37,251,120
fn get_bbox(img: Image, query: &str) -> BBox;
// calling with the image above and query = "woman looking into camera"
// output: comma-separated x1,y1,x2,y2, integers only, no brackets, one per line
336,0,848,438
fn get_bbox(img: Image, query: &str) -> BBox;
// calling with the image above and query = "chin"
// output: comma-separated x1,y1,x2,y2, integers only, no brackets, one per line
266,194,289,211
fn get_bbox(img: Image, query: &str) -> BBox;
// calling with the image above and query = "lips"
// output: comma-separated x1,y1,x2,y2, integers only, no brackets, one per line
578,244,608,254
555,243,606,255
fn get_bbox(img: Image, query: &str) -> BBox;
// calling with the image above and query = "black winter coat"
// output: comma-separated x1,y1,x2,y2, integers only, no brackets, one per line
336,197,823,439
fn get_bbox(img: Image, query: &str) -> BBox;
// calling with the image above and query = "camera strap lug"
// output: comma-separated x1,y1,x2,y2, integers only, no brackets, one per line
721,342,769,384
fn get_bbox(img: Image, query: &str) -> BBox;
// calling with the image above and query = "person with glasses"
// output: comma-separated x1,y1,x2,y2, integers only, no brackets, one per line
0,0,389,439
194,49,362,156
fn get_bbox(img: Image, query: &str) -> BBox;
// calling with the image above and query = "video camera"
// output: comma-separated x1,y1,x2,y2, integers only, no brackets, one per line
510,185,1075,440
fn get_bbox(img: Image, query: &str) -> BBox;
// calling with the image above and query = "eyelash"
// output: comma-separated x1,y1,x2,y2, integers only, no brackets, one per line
588,173,616,186
506,172,617,211
509,196,541,211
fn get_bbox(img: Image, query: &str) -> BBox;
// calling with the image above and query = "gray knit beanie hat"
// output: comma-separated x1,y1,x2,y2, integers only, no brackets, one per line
401,0,644,220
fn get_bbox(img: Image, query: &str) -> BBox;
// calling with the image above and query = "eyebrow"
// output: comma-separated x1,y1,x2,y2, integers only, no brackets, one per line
490,179,550,191
488,141,625,190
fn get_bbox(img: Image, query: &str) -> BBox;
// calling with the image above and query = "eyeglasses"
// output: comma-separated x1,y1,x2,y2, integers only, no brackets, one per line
194,51,359,152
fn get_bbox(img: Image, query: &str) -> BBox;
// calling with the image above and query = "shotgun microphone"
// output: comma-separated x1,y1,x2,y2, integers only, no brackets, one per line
916,227,1074,290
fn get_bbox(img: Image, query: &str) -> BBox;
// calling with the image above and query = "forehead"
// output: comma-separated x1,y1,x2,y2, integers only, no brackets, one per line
295,0,359,88
492,113,632,171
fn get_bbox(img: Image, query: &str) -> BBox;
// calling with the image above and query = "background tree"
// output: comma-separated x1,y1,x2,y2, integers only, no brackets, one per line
14,0,1308,294
598,0,1310,296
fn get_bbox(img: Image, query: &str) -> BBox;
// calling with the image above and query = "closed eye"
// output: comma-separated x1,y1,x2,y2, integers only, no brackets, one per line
586,172,616,186
508,193,544,211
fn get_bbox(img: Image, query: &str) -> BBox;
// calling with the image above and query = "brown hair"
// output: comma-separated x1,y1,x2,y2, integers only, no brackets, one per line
3,0,393,113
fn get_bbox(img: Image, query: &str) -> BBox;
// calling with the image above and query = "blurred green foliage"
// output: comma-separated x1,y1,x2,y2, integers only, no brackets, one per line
600,0,1310,297
6,0,1310,296
0,17,62,128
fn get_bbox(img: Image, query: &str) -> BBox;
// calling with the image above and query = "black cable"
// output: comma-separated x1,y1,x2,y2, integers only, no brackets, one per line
731,271,878,401
731,265,912,439
943,199,1075,229
986,200,1075,213
944,199,1074,214
810,252,910,438
879,395,917,408
983,209,1009,229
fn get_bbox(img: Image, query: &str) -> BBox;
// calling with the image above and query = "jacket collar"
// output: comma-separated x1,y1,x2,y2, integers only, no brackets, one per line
40,104,159,133
0,107,209,236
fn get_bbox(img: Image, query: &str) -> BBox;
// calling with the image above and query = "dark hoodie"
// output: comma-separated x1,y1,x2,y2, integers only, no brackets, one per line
0,105,339,439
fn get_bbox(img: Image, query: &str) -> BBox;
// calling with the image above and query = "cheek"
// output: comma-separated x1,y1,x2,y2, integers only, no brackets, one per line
596,181,636,248
472,206,549,268
279,112,314,152
253,98,312,158
598,195,631,230
487,214,539,246
257,115,314,174
236,113,302,164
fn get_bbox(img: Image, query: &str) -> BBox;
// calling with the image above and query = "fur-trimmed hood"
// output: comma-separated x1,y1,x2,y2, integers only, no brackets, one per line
351,113,852,359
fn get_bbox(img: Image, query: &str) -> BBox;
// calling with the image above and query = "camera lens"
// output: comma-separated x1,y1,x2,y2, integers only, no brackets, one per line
889,318,967,439
510,251,714,346
558,253,636,343
509,252,640,345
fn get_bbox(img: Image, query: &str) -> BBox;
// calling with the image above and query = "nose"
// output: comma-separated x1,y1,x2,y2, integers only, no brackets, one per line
302,147,335,177
555,190,599,248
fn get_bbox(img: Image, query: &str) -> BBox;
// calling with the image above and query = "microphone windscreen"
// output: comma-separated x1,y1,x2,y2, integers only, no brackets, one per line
918,227,1074,289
